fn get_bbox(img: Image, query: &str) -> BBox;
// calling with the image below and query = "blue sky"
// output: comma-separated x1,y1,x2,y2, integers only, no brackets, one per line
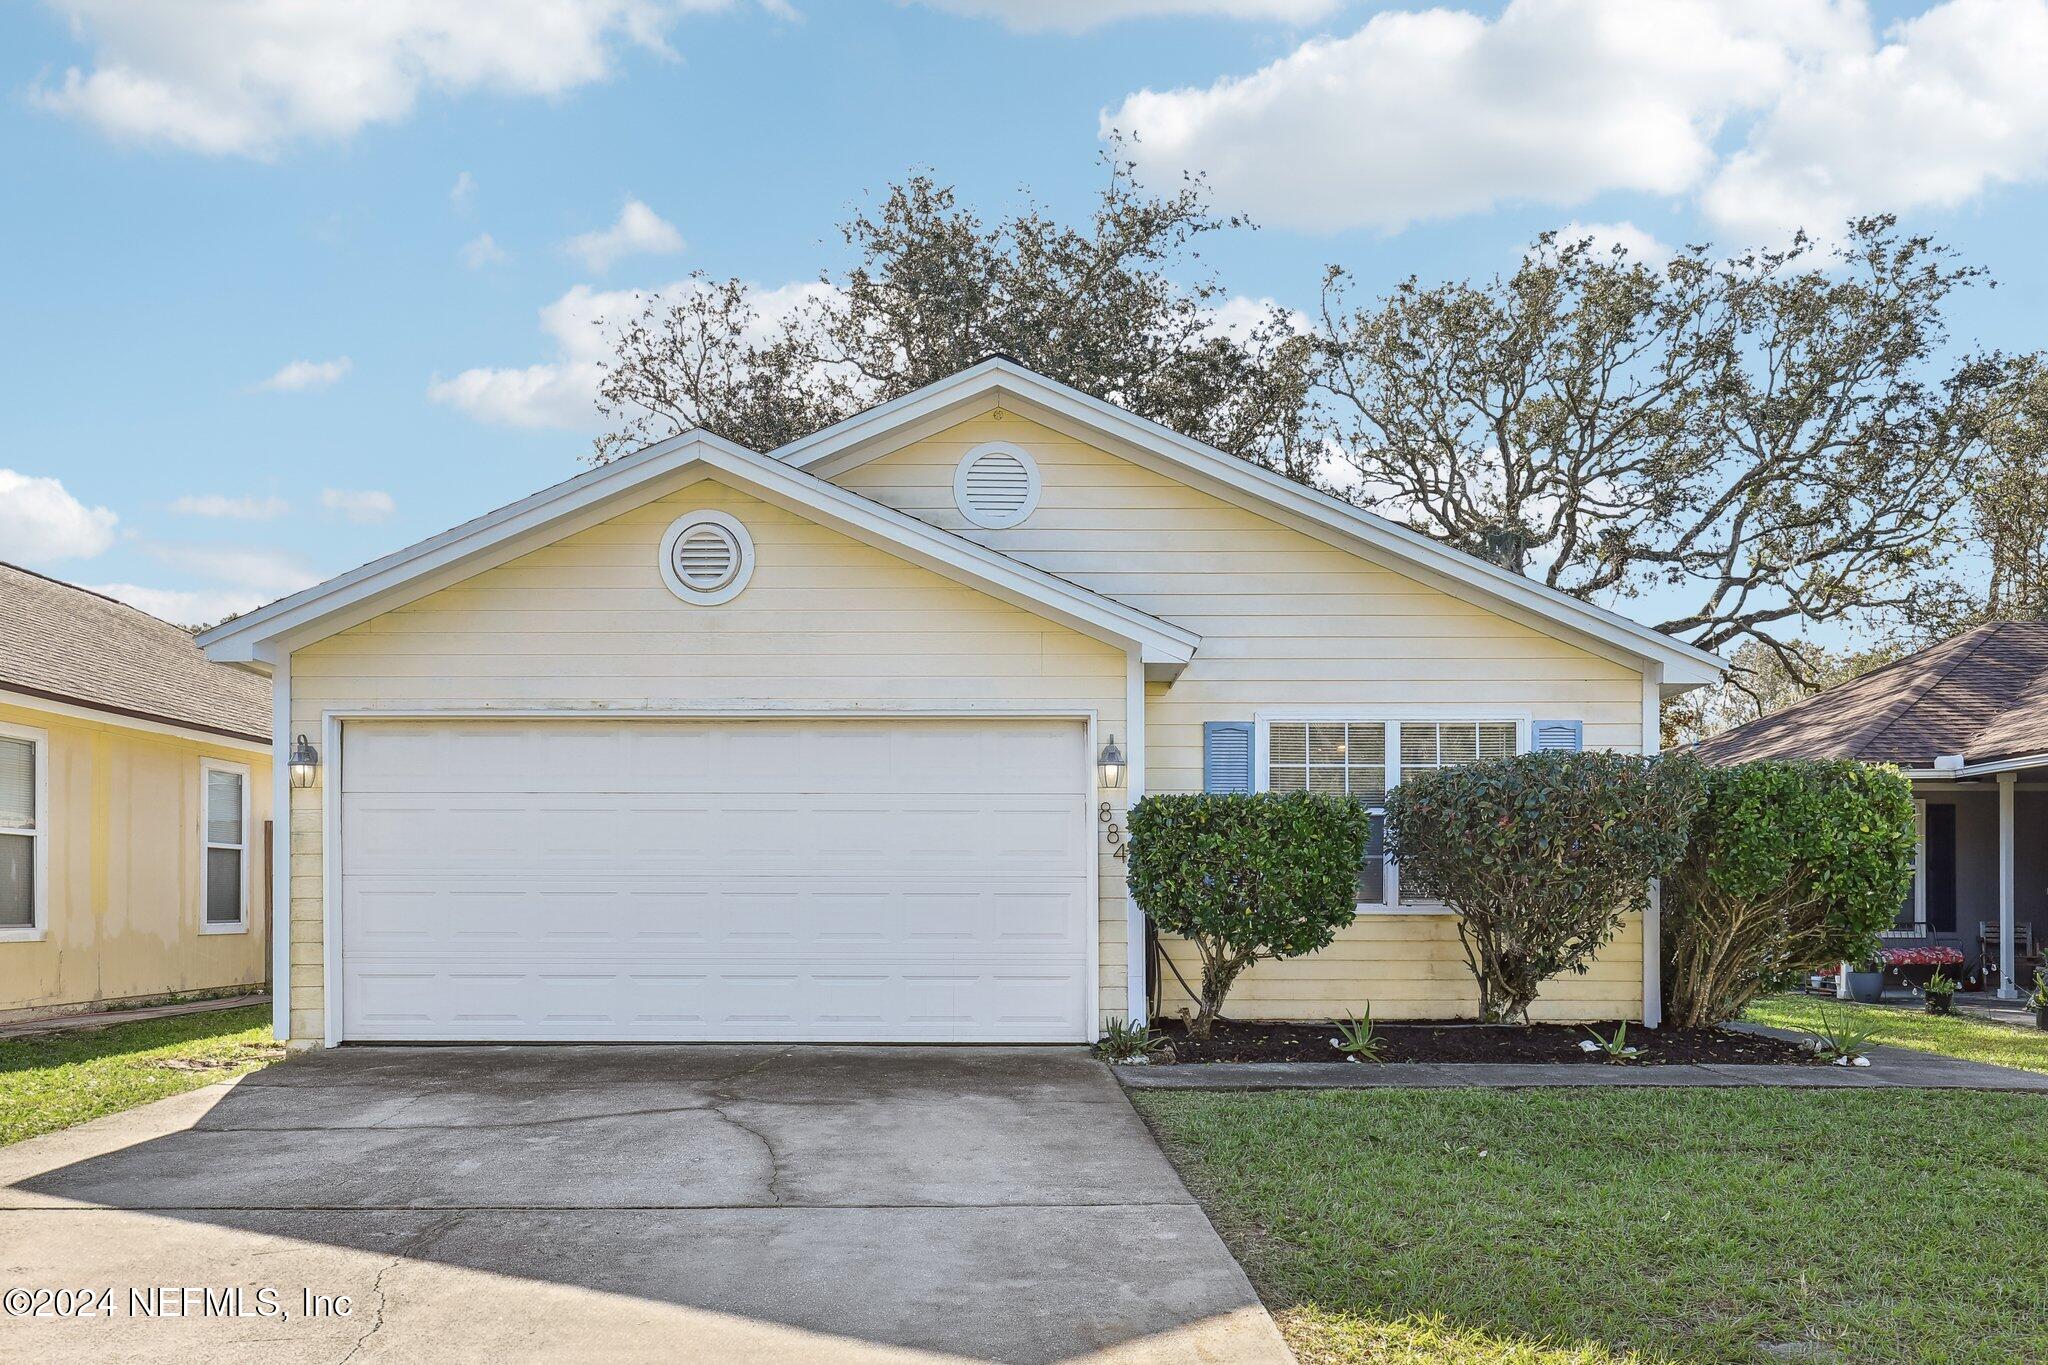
4,0,2045,628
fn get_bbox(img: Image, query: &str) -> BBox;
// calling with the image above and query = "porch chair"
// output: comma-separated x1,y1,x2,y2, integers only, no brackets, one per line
1976,921,2042,984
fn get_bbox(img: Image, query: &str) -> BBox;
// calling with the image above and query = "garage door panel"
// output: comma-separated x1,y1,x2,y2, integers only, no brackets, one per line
338,718,1093,1041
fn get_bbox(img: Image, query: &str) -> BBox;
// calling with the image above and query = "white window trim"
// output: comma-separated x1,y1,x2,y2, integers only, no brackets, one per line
0,721,49,943
199,758,252,935
1884,798,1931,939
1255,709,1532,916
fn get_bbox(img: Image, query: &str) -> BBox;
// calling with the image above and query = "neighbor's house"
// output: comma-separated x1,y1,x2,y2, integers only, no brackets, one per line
2,563,273,1021
195,359,1724,1048
1691,623,2048,998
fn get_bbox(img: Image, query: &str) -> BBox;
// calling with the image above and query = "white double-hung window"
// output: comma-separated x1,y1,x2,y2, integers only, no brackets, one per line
200,760,250,933
1262,717,1520,910
0,725,46,941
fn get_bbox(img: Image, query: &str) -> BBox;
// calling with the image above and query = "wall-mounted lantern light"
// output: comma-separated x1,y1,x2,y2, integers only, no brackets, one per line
1098,734,1127,791
289,733,320,789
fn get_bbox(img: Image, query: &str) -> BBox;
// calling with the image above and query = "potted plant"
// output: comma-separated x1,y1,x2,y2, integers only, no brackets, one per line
1922,970,1958,1016
1844,954,1886,1004
2031,972,2048,1032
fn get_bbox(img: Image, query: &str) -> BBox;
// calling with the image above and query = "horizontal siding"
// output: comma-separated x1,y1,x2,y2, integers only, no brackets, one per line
0,700,271,1017
841,412,1651,1024
287,481,1128,1044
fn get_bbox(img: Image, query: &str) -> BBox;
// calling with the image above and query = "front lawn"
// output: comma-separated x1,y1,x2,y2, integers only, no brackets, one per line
0,1005,283,1146
1135,1087,2048,1364
1744,992,2048,1075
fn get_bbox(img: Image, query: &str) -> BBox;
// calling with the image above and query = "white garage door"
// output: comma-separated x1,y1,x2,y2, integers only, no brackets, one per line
337,718,1094,1042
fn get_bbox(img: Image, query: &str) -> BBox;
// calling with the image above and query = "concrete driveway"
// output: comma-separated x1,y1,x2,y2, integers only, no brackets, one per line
0,1046,1288,1364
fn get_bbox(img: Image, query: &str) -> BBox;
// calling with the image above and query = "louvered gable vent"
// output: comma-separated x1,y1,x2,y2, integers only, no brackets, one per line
659,511,754,605
954,442,1041,528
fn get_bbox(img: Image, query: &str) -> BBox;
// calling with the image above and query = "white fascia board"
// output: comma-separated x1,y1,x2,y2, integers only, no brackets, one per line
777,360,1726,687
1955,752,2048,778
197,435,710,663
195,427,1196,668
0,687,270,753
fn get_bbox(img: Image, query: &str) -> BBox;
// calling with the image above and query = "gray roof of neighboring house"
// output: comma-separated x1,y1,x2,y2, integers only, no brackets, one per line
0,562,270,743
1689,622,2048,769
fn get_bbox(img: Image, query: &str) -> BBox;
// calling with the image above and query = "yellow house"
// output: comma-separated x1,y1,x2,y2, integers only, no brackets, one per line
1,564,273,1021
196,359,1723,1048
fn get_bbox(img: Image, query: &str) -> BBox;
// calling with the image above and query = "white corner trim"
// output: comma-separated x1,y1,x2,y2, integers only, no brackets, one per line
1641,668,1663,1029
1124,650,1147,1029
774,358,1726,685
271,660,291,1041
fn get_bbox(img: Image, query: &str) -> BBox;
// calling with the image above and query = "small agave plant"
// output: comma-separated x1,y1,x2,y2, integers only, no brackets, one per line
1579,1022,1641,1061
1095,1016,1166,1065
1330,1008,1383,1062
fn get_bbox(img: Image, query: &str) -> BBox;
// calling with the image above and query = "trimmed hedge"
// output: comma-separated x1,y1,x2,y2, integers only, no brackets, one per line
1384,751,1703,1024
1127,791,1371,1036
1663,759,1916,1027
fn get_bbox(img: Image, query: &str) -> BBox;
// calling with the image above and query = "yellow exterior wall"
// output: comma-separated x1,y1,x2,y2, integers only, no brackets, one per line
837,412,1652,1022
0,699,272,1019
285,479,1128,1045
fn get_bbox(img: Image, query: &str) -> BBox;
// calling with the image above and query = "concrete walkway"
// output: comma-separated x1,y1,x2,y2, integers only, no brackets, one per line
1,1045,1290,1364
1118,1039,2048,1092
0,993,269,1041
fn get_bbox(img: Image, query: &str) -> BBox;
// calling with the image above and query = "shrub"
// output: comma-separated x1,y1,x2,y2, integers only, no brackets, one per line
1127,792,1372,1037
1662,760,1915,1028
1383,751,1702,1024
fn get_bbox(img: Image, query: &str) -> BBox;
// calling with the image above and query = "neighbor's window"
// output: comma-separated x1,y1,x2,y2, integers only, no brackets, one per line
201,763,249,932
0,730,42,937
1265,719,1517,908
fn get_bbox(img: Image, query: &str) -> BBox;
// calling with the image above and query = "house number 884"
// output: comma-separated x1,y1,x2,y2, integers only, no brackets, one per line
1098,802,1128,861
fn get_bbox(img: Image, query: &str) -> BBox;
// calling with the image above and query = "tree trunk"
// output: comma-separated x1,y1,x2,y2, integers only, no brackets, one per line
1188,947,1252,1038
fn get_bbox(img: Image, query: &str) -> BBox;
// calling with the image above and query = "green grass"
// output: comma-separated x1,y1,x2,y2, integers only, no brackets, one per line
1744,992,2048,1075
0,1005,283,1146
1134,1087,2048,1365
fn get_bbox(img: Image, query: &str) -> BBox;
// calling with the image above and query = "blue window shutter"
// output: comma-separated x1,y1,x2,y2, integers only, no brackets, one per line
1532,719,1583,752
1203,721,1255,794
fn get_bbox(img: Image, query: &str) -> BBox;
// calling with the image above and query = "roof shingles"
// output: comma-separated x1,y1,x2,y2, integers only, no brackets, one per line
1691,623,2048,768
0,563,270,742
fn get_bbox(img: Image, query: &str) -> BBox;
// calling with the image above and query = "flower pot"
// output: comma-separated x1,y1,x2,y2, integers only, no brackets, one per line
2036,1005,2048,1031
1925,994,1953,1016
1846,971,1885,1004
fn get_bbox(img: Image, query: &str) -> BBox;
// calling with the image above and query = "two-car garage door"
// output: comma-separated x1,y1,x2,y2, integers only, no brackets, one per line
337,718,1094,1042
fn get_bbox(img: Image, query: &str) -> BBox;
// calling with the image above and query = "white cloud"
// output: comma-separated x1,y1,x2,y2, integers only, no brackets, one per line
34,1,736,157
0,469,119,562
1108,0,1867,233
1200,294,1312,342
321,488,397,523
143,543,320,599
254,357,351,392
450,170,477,206
565,199,684,271
85,583,276,628
1547,220,1675,266
460,232,512,268
908,0,1340,32
1701,0,2048,240
429,277,835,430
168,493,290,520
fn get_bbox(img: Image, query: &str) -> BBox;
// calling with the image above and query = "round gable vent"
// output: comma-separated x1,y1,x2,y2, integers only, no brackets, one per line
659,511,754,605
953,442,1041,529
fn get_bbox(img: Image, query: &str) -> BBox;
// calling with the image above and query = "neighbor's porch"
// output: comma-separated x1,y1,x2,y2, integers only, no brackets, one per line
1871,769,2048,998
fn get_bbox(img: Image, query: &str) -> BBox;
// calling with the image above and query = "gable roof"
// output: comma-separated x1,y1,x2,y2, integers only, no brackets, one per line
775,357,1726,688
1689,623,2048,771
1,562,270,743
195,431,1199,672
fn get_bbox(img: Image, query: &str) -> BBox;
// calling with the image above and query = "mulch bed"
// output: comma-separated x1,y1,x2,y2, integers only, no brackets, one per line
1153,1017,1816,1066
